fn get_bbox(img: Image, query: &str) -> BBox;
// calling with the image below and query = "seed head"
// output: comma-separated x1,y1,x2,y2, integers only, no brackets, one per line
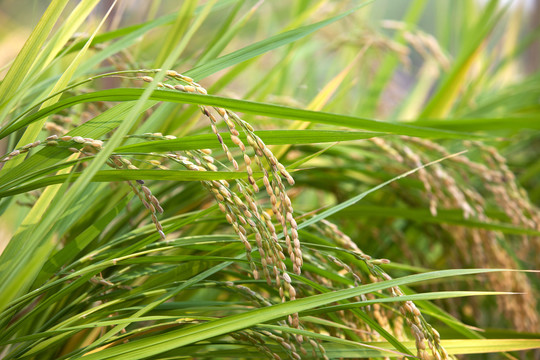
283,272,292,283
180,75,193,83
91,140,103,149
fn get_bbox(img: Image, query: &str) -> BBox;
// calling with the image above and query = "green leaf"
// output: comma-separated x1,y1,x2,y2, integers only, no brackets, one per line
319,339,540,357
0,0,111,175
302,290,517,315
0,0,69,111
0,170,256,199
37,191,132,282
360,0,428,116
296,151,467,231
154,0,198,66
116,130,381,153
420,0,504,118
0,102,154,191
2,89,487,139
336,205,540,236
435,339,540,355
78,268,510,360
411,116,540,132
185,1,375,81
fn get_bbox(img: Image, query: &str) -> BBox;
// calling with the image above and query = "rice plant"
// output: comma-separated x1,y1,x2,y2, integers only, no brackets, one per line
0,0,538,359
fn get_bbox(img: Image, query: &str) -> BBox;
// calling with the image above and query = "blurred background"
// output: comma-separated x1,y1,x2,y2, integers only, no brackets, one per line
1,0,538,79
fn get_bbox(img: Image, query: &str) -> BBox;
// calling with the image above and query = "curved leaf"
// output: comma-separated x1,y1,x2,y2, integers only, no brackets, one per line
2,89,487,139
79,268,510,360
